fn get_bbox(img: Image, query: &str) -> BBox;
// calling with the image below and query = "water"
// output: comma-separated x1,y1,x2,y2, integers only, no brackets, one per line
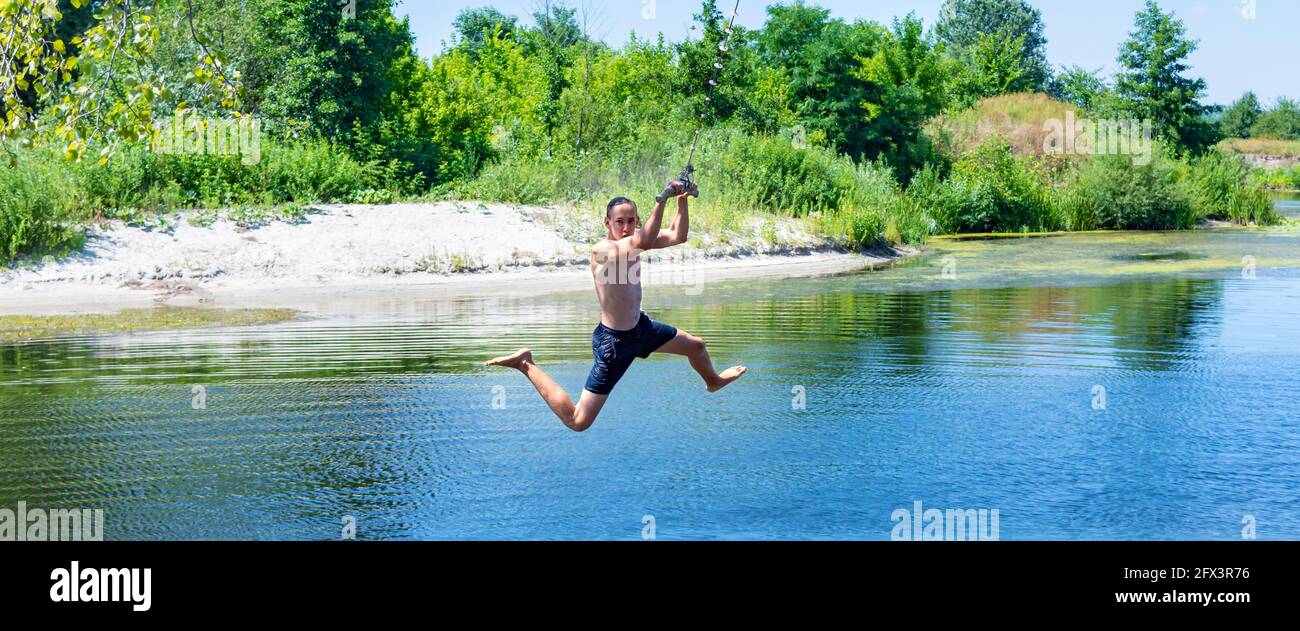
3,221,1299,540
1274,191,1300,218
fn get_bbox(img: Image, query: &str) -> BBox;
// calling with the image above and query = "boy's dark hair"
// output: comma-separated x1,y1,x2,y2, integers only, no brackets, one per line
606,196,637,218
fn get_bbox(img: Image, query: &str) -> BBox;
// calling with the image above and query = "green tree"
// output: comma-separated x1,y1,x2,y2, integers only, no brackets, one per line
527,1,580,50
756,0,831,69
1115,1,1216,154
253,0,416,141
855,15,949,178
452,7,518,56
951,30,1034,107
1251,97,1300,140
757,2,882,156
412,30,546,182
1048,65,1109,111
557,34,676,152
677,0,741,126
1218,92,1261,139
934,0,1050,91
0,0,233,162
520,1,580,157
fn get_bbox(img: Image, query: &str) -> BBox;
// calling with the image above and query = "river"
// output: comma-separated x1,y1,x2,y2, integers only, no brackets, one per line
2,203,1297,540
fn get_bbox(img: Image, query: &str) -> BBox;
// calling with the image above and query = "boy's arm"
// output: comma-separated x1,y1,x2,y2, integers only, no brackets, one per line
652,195,691,249
650,181,696,249
630,180,685,251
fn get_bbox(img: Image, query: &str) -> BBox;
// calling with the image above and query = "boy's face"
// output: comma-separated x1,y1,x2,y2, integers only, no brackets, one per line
605,204,640,240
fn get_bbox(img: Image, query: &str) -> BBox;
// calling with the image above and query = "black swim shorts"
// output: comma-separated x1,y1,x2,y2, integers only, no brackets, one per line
584,312,679,395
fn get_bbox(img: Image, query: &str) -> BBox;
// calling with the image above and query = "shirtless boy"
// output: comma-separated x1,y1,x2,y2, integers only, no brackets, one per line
485,180,747,432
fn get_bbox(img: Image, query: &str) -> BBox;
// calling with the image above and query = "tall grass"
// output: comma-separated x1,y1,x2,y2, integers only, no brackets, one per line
459,126,933,247
1055,152,1197,230
925,92,1080,160
1248,164,1300,192
77,140,391,213
1183,152,1278,225
910,139,1057,233
1217,138,1300,158
0,150,85,260
0,139,394,260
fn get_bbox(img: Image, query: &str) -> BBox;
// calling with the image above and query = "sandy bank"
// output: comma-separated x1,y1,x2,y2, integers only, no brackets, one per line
0,203,913,316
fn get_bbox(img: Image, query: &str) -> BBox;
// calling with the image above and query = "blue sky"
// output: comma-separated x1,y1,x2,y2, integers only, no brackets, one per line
395,0,1296,105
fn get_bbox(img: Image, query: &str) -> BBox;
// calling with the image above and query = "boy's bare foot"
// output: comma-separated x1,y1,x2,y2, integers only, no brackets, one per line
485,348,533,370
707,366,748,392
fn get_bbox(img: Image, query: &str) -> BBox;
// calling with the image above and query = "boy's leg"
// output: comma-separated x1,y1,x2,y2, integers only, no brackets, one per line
485,349,608,432
653,331,746,392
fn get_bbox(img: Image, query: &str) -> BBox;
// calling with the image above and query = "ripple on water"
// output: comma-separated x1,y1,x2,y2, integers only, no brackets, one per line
2,231,1299,539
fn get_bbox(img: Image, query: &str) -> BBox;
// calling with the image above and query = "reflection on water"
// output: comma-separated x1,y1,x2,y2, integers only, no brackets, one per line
2,229,1299,540
1274,192,1300,218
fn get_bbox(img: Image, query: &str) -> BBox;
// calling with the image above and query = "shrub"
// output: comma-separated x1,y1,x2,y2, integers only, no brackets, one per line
715,133,858,217
916,139,1055,233
151,140,377,206
459,127,934,247
1056,151,1195,230
1184,152,1279,225
0,150,85,260
816,161,900,247
1246,165,1300,191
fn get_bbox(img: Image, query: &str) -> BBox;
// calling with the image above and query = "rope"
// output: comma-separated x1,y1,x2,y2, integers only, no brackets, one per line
678,0,742,189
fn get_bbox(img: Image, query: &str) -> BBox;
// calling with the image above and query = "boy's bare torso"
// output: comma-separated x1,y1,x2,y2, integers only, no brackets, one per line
591,240,643,330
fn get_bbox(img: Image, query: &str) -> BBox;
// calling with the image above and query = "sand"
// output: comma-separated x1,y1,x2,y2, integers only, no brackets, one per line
0,203,913,316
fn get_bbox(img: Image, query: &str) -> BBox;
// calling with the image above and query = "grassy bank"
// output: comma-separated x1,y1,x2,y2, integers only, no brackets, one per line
0,307,298,343
0,139,405,261
456,127,932,248
1219,138,1300,158
1249,165,1300,192
459,95,1278,245
0,96,1282,264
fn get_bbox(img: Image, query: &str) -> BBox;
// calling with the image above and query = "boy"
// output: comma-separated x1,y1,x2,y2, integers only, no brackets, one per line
485,180,747,432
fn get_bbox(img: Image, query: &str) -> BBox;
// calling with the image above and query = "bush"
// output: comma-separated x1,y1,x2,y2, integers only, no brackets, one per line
915,139,1056,233
461,156,572,206
0,138,394,261
715,133,859,217
1282,165,1300,191
75,148,158,215
815,160,907,247
0,150,85,260
1185,152,1279,225
150,140,378,207
459,126,934,247
1056,151,1195,230
1247,164,1300,192
1251,98,1300,141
